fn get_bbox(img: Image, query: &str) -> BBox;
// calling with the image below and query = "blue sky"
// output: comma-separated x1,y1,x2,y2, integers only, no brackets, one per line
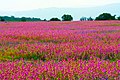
0,0,120,11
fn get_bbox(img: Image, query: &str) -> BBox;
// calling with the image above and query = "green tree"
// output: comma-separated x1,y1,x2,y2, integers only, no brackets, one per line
95,13,116,20
61,14,73,21
43,19,47,21
0,17,5,21
80,17,87,21
117,16,120,20
21,17,26,22
87,17,94,21
50,18,61,21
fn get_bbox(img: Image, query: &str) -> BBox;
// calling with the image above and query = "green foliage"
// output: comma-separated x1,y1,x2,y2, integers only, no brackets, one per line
95,13,116,20
0,16,41,22
117,16,120,20
61,14,73,21
21,17,26,22
50,18,61,21
43,19,47,21
0,17,5,21
80,17,87,21
80,17,94,21
87,17,94,21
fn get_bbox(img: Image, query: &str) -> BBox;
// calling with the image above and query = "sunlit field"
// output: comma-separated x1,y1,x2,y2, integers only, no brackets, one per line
0,21,120,80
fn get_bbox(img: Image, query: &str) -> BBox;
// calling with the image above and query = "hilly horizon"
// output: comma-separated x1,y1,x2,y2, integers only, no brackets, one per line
0,3,120,20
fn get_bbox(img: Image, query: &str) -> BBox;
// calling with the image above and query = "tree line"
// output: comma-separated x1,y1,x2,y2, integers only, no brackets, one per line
50,13,120,21
0,16,41,22
0,13,120,22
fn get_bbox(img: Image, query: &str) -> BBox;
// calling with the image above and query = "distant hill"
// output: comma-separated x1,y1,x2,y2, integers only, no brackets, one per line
0,3,120,20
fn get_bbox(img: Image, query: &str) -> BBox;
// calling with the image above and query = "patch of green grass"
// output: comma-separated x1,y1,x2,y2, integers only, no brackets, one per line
109,24,120,26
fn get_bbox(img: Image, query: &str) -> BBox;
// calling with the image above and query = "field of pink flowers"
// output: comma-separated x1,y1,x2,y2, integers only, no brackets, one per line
0,21,120,80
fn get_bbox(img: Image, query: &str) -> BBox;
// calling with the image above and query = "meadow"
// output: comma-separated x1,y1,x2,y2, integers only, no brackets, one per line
0,21,120,80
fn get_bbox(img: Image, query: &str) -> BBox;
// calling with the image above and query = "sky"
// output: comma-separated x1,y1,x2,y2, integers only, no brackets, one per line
0,0,120,11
